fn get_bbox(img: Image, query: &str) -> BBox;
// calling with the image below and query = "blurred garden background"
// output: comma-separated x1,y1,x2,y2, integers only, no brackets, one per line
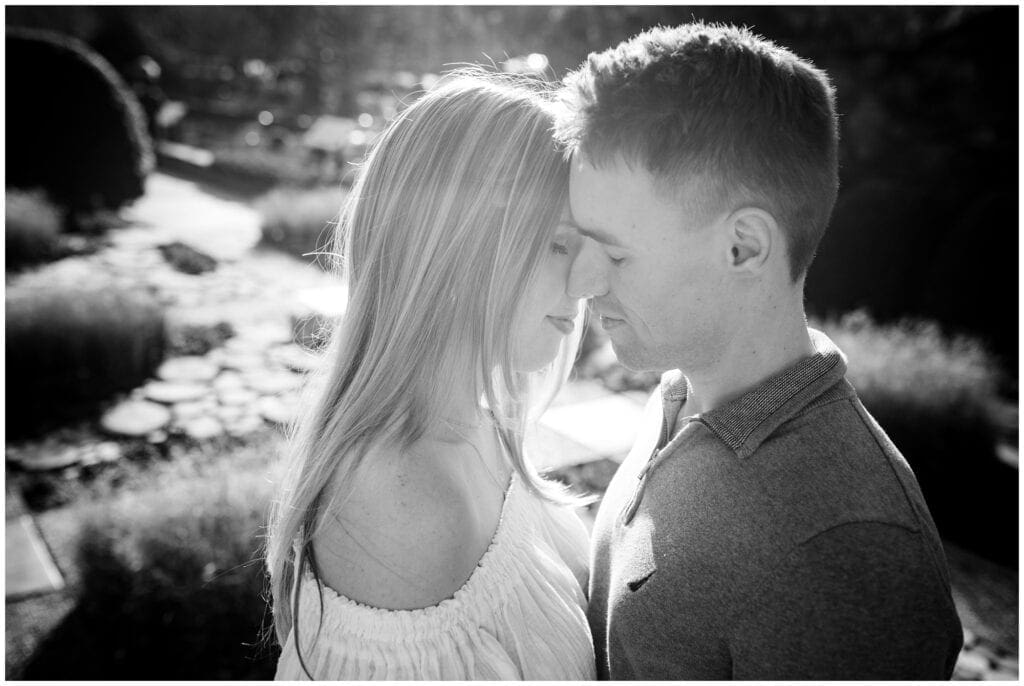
4,5,1018,681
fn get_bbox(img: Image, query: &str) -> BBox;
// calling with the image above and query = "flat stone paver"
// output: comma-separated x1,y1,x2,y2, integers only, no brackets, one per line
6,516,64,600
295,285,349,319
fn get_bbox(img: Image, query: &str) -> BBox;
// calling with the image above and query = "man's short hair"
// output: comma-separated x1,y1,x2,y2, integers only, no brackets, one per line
555,22,839,280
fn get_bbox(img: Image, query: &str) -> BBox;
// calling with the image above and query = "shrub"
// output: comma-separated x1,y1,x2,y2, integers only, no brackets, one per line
210,147,323,196
6,283,166,439
66,207,133,236
17,467,278,679
256,186,344,266
820,311,1008,430
6,189,64,270
6,28,153,214
816,311,1017,565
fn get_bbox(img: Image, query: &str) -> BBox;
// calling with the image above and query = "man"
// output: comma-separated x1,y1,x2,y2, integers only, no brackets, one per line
556,23,963,679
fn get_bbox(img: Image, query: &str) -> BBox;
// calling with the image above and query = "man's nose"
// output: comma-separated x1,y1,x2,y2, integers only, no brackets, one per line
568,240,608,300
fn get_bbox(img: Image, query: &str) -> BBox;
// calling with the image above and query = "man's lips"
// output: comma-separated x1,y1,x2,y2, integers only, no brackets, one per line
546,315,575,334
589,299,624,320
586,301,626,329
597,313,626,330
594,307,625,321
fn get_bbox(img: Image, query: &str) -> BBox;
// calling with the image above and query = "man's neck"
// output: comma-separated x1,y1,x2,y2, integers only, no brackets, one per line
681,308,814,417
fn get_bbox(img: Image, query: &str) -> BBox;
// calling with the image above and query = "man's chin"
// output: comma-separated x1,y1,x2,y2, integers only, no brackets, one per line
608,340,662,374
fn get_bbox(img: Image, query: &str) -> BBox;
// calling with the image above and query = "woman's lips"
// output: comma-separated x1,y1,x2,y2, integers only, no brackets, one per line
546,316,575,335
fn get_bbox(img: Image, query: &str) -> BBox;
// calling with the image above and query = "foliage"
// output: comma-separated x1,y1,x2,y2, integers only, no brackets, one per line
256,186,343,266
17,466,279,679
210,146,323,195
6,28,153,214
6,283,166,439
816,311,1016,565
821,311,1008,430
65,207,132,236
6,189,65,270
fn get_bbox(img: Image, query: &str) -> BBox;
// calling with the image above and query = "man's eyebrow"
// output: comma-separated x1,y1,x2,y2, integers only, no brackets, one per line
558,219,626,248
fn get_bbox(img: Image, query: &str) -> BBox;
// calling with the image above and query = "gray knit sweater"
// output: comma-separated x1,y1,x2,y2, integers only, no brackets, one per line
588,330,963,680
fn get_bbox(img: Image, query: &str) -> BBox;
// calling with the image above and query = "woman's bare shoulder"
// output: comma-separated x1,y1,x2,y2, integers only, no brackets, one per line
311,438,485,611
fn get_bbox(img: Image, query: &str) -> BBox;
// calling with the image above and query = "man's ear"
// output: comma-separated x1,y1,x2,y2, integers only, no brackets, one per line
724,207,777,274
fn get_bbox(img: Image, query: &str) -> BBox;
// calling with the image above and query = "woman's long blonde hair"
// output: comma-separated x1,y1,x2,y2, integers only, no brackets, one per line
265,70,584,657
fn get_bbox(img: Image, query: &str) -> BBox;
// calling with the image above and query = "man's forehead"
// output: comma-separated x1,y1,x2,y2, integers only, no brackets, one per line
567,158,673,244
569,151,665,194
570,156,721,231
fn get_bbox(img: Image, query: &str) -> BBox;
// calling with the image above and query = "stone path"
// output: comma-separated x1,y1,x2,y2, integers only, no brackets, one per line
5,171,1017,681
120,171,262,261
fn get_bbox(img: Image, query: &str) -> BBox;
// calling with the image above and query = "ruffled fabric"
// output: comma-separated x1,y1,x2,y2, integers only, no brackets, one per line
274,473,595,681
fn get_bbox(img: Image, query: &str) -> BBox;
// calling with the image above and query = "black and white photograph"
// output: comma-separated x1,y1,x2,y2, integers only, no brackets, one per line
4,4,1018,681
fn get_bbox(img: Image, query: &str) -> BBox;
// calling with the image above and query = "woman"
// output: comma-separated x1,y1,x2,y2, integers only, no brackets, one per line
267,70,595,680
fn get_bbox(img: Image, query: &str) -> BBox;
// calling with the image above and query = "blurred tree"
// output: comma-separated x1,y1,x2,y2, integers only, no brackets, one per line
6,28,154,215
90,8,166,139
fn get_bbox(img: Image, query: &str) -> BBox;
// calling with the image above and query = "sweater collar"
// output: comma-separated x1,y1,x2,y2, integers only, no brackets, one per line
659,328,849,459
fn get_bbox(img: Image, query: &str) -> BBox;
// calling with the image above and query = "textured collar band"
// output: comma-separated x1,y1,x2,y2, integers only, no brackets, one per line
659,328,850,459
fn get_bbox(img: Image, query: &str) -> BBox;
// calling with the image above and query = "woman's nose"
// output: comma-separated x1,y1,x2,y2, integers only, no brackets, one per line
567,240,608,300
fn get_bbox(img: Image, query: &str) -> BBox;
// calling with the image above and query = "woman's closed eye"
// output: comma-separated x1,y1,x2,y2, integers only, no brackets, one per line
550,232,582,257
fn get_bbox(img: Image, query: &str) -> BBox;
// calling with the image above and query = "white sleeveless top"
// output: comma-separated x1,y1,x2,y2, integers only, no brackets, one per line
274,472,596,680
